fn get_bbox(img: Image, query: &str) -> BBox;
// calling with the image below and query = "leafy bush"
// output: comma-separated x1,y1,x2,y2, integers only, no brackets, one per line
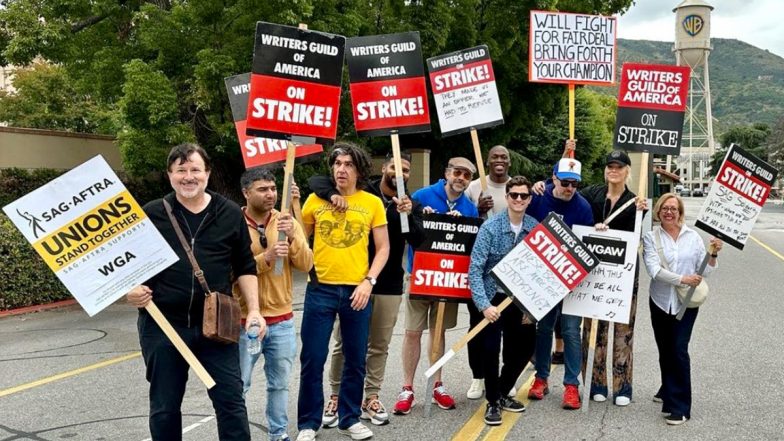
0,213,71,310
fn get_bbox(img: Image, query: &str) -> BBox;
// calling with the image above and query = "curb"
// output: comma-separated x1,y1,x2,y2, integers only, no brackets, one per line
0,299,78,318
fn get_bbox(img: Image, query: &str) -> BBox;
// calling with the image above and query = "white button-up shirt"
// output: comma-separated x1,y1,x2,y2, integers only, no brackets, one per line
642,225,717,314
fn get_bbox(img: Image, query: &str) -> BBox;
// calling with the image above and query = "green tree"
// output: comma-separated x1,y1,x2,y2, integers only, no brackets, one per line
709,123,771,175
1,0,634,194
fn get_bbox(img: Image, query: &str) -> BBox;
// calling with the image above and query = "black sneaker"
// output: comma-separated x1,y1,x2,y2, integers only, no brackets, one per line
499,396,526,413
484,402,502,426
665,414,688,425
552,351,564,364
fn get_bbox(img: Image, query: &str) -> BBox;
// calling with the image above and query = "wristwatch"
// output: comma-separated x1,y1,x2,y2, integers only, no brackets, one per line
364,276,377,286
710,253,718,258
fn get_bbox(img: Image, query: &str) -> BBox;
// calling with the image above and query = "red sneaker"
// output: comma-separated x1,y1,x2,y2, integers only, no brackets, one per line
528,377,549,400
393,386,415,415
562,384,581,410
432,381,456,410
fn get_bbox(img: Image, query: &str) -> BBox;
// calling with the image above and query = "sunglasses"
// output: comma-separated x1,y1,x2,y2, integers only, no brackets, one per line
256,226,268,248
449,168,473,180
507,192,531,201
558,180,579,188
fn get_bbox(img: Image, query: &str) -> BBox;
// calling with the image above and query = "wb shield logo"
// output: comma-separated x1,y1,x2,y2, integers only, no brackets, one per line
582,235,626,266
682,14,704,37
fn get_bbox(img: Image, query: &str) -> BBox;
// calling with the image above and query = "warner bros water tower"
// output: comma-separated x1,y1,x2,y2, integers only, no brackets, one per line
672,0,715,194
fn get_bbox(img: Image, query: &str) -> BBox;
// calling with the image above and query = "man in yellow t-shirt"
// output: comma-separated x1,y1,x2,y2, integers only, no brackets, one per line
297,143,390,441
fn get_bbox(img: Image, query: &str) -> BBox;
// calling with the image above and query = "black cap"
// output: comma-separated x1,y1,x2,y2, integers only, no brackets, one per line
606,150,631,167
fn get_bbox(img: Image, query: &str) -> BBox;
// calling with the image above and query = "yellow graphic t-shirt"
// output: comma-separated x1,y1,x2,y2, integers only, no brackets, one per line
302,190,387,285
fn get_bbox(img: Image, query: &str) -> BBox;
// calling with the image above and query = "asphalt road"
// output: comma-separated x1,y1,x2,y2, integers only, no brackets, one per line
2,197,783,441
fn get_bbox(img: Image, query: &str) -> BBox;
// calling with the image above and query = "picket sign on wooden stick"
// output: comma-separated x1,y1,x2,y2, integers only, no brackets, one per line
390,133,410,233
470,129,488,193
568,84,576,140
423,301,447,417
425,297,513,379
274,143,297,275
146,302,216,388
581,317,600,412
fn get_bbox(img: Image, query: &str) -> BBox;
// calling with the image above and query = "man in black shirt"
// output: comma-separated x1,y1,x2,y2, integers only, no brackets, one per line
126,143,263,441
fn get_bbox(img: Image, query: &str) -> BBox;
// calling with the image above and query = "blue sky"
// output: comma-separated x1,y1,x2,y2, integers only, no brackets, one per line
617,0,784,58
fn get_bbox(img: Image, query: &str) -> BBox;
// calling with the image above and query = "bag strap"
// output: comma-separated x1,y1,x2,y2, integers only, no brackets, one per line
163,199,212,296
653,227,670,272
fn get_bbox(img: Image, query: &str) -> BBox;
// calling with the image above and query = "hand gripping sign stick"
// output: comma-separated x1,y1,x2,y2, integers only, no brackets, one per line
274,142,297,275
146,302,216,388
390,133,410,233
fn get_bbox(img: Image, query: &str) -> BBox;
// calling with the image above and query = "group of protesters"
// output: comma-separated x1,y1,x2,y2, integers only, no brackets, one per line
126,139,723,441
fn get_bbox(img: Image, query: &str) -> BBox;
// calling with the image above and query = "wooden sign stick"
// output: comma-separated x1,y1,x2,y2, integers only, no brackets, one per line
390,133,410,233
470,129,488,193
423,301,447,418
274,142,297,275
568,84,576,140
145,302,216,389
425,297,514,379
581,317,599,412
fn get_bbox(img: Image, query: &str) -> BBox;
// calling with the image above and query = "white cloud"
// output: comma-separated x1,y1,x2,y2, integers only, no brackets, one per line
618,0,784,57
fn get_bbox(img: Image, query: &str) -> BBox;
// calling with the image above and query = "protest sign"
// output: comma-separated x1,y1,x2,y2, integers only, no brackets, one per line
529,10,617,85
426,45,503,137
345,32,430,137
695,144,778,250
491,213,598,320
614,63,691,155
246,22,345,142
562,215,641,324
409,214,483,302
2,156,179,317
224,73,323,169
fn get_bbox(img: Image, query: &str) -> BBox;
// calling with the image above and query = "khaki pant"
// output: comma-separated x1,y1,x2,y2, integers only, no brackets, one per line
329,294,403,396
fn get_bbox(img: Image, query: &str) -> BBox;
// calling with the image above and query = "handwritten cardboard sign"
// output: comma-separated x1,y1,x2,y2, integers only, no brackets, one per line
614,63,691,155
695,144,778,249
409,213,483,302
491,213,599,320
426,45,503,137
2,156,179,316
529,10,616,85
562,215,641,324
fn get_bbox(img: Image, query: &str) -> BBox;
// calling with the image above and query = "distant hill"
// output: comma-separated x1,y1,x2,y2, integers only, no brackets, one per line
593,38,784,133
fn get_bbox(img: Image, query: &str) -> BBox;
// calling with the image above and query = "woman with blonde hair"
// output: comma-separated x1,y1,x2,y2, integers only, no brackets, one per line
641,192,723,425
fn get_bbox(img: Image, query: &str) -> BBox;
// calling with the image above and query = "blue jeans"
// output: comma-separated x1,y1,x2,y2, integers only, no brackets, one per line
239,318,296,441
534,305,583,386
298,283,371,431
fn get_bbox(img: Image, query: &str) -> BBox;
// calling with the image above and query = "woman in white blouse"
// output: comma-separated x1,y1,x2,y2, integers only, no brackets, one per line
642,193,723,426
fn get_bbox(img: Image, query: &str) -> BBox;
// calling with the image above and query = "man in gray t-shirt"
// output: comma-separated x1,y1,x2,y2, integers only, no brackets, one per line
466,145,511,219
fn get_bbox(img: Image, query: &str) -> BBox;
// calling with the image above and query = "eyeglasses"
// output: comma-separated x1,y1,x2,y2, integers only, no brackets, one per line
558,180,579,188
507,192,531,201
449,168,473,180
660,207,680,213
256,226,268,248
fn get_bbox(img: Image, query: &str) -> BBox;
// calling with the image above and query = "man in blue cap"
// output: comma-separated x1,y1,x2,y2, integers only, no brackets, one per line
526,150,593,410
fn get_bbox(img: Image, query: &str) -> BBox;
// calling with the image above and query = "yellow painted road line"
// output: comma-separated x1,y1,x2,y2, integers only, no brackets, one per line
481,373,536,441
0,352,141,398
749,235,784,262
451,363,536,441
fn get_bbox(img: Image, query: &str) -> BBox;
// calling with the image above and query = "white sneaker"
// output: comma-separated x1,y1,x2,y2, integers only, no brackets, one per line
467,378,484,400
322,394,339,428
296,429,317,441
592,394,607,402
615,396,631,406
508,386,517,397
338,422,373,440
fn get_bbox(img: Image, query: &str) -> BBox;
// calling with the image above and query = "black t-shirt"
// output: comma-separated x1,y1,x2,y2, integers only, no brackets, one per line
180,204,210,241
